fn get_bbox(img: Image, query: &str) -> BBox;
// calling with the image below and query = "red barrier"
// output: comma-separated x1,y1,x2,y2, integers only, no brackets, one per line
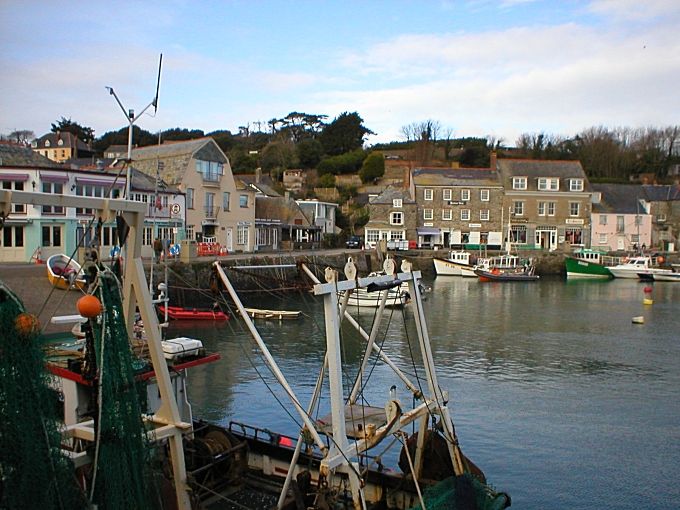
197,242,221,257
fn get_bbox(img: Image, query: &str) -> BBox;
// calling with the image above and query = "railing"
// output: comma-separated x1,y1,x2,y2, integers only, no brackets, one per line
147,204,170,218
201,172,221,183
204,205,219,218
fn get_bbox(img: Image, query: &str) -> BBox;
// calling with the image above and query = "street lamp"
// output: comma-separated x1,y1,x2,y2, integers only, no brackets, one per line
106,54,162,198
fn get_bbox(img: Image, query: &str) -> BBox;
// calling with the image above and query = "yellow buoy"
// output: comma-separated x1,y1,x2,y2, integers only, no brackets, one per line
643,298,654,305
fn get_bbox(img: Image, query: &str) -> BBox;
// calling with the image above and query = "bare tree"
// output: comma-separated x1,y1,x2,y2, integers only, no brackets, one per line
401,119,441,165
8,130,36,145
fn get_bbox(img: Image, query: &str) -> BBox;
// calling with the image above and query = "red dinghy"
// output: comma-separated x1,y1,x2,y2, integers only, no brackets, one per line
158,304,229,321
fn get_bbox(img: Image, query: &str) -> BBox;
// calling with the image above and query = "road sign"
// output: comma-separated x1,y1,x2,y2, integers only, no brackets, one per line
171,203,181,214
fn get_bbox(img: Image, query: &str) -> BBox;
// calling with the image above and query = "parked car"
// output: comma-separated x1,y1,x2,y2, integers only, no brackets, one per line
346,235,364,249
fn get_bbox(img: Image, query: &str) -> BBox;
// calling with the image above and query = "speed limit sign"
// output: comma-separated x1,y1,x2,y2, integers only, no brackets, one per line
171,203,181,214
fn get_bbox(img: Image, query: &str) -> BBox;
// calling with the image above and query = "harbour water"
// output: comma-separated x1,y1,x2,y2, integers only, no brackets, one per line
172,275,680,510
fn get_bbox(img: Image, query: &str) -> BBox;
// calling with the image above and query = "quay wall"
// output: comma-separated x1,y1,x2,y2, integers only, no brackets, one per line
149,248,644,299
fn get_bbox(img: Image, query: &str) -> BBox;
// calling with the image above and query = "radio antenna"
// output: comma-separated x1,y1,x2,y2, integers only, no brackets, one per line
154,53,163,113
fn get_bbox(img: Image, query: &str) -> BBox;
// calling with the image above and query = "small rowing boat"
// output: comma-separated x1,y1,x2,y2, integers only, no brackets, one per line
46,254,86,290
157,304,229,321
242,307,302,320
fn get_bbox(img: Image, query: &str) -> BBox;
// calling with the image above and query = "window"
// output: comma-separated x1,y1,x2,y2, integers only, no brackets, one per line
538,202,546,216
442,189,452,201
599,233,608,244
634,215,642,226
631,234,640,243
537,202,555,216
186,188,194,209
480,189,490,201
461,209,470,221
512,177,527,190
41,225,62,247
143,227,153,246
424,189,433,201
237,225,249,245
547,202,556,216
366,230,380,243
102,226,117,246
205,192,215,216
510,225,527,244
390,212,403,225
390,231,404,240
616,216,624,233
570,179,584,191
42,182,65,215
442,209,452,221
392,198,402,208
1,226,24,247
599,215,608,225
239,195,248,208
223,192,230,212
45,140,51,147
196,160,224,181
538,178,559,191
570,202,580,216
565,228,582,245
423,209,433,220
656,214,667,222
480,209,489,221
3,181,26,213
513,201,524,216
461,189,470,201
185,225,195,241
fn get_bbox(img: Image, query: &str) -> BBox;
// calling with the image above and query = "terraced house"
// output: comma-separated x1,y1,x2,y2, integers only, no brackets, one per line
497,158,592,250
364,187,417,249
411,162,504,249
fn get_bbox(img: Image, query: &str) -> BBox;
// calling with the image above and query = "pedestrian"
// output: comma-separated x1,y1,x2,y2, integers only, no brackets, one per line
153,238,163,261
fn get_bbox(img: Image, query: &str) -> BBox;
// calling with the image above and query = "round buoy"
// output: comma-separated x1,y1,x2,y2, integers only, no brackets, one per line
15,312,40,336
643,286,653,294
77,294,103,318
657,256,665,265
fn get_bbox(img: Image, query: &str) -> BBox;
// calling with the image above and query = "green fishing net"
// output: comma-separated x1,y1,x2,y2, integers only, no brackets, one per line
0,281,87,510
409,474,511,510
88,271,160,509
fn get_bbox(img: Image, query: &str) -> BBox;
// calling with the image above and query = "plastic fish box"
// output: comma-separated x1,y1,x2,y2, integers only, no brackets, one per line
161,337,203,360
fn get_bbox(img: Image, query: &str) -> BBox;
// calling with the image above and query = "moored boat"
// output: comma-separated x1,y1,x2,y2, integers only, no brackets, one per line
650,272,680,282
608,256,673,279
475,267,540,282
242,307,301,319
564,249,613,279
157,304,229,320
433,250,477,276
47,253,87,290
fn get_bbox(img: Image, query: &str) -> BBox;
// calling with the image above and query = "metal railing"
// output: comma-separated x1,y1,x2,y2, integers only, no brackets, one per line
204,205,219,218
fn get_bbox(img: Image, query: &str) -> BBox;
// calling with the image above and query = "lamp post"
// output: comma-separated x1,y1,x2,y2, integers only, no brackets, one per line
105,54,162,198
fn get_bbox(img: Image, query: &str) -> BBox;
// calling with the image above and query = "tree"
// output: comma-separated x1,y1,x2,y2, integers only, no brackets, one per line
401,119,441,165
162,128,204,141
229,149,259,174
7,130,35,145
51,117,95,143
277,112,328,143
320,112,374,156
318,173,336,188
260,141,298,174
296,138,324,169
359,151,385,183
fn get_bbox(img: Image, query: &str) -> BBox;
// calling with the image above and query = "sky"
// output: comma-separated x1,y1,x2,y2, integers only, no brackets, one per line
1,0,679,147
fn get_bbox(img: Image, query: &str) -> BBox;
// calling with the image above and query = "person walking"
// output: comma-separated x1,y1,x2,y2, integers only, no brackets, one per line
153,238,163,261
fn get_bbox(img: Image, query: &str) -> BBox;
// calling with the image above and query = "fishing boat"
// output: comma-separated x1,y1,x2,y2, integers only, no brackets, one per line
1,188,510,510
433,250,477,276
564,249,613,279
608,256,673,279
157,304,229,321
475,267,540,282
46,253,87,290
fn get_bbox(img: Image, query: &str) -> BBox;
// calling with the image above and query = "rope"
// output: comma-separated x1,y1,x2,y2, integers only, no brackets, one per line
397,432,427,510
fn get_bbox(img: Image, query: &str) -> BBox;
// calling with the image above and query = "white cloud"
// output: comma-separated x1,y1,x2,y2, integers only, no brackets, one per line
587,0,680,21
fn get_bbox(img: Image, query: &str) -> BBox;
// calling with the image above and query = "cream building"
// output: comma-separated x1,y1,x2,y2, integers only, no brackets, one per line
131,138,255,252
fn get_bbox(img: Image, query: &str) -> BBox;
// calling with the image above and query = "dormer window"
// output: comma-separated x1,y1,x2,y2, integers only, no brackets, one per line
44,140,51,147
538,178,559,191
57,139,64,146
512,177,527,190
570,179,584,191
393,199,402,208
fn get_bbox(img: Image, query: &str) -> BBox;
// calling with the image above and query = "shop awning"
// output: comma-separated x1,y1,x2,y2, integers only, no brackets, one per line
75,177,125,187
40,172,69,183
417,227,440,236
0,173,29,181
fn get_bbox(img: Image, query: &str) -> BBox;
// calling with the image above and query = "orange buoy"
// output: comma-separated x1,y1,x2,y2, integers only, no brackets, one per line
643,286,653,294
657,256,665,265
77,294,102,318
15,312,40,336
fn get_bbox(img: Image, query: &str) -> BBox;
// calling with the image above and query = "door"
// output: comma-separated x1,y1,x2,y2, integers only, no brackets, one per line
226,228,233,252
0,225,26,262
617,237,625,251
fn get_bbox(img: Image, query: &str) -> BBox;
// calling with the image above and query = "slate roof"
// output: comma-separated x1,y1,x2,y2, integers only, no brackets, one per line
497,158,585,177
255,196,313,226
34,132,91,152
413,167,501,186
238,173,282,197
132,137,220,161
369,186,415,204
129,168,181,193
642,184,680,202
591,184,645,214
0,144,63,168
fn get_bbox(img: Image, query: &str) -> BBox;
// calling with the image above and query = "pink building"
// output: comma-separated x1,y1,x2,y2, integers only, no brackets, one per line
591,184,652,251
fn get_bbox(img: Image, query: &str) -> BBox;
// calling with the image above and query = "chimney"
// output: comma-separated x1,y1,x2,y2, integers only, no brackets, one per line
255,167,262,184
489,151,497,170
403,166,410,189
